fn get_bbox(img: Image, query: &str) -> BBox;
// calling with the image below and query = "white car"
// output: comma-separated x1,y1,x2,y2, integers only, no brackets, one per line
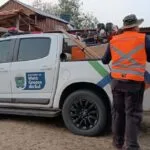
0,32,149,136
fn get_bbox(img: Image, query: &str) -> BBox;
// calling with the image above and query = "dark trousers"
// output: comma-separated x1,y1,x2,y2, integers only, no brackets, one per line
111,79,145,150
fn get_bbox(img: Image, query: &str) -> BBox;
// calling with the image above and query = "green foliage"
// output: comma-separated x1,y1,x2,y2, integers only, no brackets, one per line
58,0,81,28
32,0,99,29
32,0,60,16
80,13,99,29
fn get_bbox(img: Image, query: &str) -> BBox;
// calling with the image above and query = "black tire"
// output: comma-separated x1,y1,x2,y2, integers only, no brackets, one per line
62,90,107,136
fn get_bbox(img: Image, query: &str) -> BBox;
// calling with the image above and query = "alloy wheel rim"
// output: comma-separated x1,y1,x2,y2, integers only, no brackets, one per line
70,98,99,130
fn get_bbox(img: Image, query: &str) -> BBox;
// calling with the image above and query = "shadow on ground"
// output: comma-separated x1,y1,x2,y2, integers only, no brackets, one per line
0,114,65,128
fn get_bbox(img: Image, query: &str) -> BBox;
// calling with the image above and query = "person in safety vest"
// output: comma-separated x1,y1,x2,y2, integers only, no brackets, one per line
102,14,150,150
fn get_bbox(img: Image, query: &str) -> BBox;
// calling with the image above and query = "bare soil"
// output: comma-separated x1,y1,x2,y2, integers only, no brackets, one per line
0,114,149,150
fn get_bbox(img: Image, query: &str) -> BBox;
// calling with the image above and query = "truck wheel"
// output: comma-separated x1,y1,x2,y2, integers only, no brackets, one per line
62,90,107,136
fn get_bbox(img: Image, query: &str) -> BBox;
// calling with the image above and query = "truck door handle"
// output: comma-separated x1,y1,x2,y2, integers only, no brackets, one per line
40,66,52,71
0,68,8,72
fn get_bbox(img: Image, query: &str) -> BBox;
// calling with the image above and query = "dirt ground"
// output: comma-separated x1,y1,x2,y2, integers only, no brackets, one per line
0,114,149,150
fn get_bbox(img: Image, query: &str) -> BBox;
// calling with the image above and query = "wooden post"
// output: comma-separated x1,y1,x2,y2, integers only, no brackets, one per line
16,14,20,30
29,24,31,32
35,15,37,24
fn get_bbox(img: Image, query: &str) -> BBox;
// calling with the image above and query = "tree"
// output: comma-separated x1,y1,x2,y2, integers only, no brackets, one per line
80,13,99,29
32,0,60,16
32,0,42,10
58,0,82,28
42,3,60,16
32,0,99,29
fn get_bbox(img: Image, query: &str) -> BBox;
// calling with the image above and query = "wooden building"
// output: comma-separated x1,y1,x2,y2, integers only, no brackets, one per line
0,9,42,32
0,0,69,32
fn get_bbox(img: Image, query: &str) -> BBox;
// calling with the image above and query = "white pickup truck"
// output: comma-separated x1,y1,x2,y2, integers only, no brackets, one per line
0,32,149,136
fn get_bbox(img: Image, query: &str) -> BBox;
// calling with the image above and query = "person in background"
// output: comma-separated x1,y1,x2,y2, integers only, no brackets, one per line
82,30,97,46
97,23,107,43
106,22,113,40
112,25,119,36
101,14,150,150
75,32,82,41
81,29,89,39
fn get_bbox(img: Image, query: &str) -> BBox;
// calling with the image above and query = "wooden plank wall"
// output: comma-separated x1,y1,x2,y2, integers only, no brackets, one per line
0,0,68,31
37,18,47,32
46,18,67,31
0,1,34,15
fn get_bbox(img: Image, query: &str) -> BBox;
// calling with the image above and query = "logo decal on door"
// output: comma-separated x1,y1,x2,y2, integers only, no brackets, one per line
15,77,25,89
15,72,45,90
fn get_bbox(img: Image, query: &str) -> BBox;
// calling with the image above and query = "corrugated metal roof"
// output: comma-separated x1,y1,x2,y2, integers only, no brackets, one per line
13,0,69,24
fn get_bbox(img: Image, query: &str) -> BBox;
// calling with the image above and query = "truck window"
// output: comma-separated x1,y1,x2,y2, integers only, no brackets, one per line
62,35,107,61
0,40,11,63
62,37,86,61
18,38,51,61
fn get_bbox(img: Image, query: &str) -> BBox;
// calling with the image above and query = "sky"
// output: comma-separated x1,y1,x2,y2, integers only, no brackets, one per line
0,0,150,27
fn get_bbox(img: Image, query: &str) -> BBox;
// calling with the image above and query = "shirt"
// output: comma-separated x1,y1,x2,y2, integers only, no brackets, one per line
101,35,150,64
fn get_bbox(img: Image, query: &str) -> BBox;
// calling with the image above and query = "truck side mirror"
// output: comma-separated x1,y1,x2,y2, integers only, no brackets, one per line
60,53,71,62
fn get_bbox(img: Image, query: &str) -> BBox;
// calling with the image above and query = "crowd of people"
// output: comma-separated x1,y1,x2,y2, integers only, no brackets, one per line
74,23,119,46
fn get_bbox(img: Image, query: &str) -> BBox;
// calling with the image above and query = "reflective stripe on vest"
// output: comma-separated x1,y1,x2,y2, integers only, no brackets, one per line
111,68,144,77
111,44,145,71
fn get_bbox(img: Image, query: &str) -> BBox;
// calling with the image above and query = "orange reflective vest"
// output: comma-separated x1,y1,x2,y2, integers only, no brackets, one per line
110,31,146,81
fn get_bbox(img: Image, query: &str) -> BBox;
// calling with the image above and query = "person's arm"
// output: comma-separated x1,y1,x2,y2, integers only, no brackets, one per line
145,35,150,62
101,44,111,64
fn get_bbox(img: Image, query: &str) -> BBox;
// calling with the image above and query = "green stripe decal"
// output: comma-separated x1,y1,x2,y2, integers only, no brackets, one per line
88,61,109,77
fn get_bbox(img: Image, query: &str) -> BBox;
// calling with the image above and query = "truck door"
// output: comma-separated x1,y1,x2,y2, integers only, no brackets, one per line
10,35,59,105
0,39,15,103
